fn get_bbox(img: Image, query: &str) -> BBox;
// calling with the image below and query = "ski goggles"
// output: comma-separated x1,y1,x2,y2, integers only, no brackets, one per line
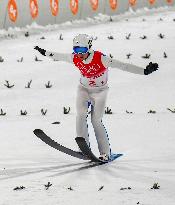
73,46,89,54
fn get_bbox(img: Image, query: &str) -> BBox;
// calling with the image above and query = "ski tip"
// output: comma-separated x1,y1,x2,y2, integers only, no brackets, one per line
33,129,43,135
75,137,86,143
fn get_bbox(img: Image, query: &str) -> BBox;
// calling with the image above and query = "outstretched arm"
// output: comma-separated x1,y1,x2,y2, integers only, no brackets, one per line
110,58,145,75
34,46,73,63
102,55,158,75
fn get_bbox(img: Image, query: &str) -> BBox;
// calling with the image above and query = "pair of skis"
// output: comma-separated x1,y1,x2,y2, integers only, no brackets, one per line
33,129,123,164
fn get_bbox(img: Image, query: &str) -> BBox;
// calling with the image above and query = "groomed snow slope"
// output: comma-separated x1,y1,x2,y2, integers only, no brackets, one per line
0,7,175,205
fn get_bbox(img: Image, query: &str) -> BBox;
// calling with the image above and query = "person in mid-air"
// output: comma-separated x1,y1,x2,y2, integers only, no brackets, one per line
34,34,158,161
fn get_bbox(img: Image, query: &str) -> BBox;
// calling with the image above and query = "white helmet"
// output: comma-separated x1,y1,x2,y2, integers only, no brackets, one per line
73,34,92,50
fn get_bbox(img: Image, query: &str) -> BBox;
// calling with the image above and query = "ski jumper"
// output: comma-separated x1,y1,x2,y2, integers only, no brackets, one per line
45,49,144,156
73,51,111,156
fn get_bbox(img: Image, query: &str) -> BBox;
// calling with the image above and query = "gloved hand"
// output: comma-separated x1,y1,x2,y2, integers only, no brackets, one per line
144,62,159,75
34,46,46,56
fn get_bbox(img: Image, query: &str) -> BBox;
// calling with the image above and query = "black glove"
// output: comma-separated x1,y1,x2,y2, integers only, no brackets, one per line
144,62,159,75
34,46,46,56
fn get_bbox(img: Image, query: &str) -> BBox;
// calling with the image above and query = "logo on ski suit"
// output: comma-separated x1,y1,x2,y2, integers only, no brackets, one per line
73,51,107,78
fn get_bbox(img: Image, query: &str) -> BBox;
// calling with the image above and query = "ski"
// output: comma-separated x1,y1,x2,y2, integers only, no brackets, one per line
75,137,123,163
33,129,123,163
33,129,89,160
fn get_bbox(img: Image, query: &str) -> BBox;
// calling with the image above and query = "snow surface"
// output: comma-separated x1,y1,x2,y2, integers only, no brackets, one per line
0,6,175,205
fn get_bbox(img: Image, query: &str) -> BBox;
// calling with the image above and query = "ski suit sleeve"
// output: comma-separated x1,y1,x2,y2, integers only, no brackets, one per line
45,51,73,64
101,55,144,75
